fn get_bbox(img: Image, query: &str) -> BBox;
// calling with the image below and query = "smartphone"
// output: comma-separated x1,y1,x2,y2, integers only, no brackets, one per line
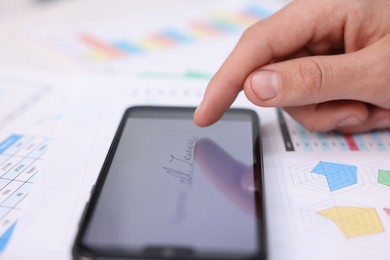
73,106,266,260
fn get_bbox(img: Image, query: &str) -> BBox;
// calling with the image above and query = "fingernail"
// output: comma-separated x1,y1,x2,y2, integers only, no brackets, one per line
337,116,361,127
373,118,390,129
251,70,280,100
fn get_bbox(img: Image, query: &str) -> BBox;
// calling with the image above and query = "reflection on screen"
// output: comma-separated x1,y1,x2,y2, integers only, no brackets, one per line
84,114,258,257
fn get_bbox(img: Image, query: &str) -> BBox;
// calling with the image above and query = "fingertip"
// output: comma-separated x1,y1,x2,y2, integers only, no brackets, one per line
193,105,209,127
193,102,220,127
194,75,240,126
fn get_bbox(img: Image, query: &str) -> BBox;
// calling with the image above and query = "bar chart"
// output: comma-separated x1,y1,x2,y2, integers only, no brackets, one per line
76,4,273,61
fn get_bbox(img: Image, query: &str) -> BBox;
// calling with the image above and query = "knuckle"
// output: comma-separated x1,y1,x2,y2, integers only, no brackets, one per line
298,59,327,99
240,24,259,42
240,20,267,43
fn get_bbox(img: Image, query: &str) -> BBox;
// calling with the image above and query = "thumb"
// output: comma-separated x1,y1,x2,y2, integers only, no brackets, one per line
243,45,386,108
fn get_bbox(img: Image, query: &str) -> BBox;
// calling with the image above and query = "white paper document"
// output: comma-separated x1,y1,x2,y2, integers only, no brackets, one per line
0,70,387,260
0,70,70,255
261,110,390,260
2,72,211,259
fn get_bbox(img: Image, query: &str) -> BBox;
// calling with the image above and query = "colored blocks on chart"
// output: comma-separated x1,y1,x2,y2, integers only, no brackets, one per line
161,29,194,43
0,135,22,154
384,208,390,217
209,15,247,32
86,50,113,61
245,4,273,18
190,21,222,38
79,34,125,58
318,207,384,238
311,161,357,191
0,223,16,252
76,4,274,61
378,169,390,187
113,41,144,54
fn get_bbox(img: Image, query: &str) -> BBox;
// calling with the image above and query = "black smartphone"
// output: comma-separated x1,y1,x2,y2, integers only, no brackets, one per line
73,106,266,260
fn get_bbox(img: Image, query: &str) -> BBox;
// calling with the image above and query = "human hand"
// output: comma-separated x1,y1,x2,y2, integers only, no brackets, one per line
194,0,390,133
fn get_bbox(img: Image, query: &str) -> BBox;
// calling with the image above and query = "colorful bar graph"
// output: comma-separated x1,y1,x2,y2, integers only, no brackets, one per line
113,40,144,55
77,4,272,61
245,4,274,18
189,21,224,37
161,29,194,43
79,34,126,58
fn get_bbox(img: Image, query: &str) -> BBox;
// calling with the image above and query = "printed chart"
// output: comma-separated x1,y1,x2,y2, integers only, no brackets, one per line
0,72,70,256
288,160,362,194
0,134,49,252
40,1,281,75
277,109,390,152
298,198,385,238
271,155,390,248
75,4,272,61
318,206,383,238
364,160,390,188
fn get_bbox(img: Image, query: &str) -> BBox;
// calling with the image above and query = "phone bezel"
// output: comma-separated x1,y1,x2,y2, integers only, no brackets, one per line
72,106,266,260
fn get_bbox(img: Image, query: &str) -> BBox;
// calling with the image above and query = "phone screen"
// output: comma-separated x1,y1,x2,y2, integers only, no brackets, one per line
73,106,265,259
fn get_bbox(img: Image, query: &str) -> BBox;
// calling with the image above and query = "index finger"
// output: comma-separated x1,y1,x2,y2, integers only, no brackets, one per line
194,0,341,126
